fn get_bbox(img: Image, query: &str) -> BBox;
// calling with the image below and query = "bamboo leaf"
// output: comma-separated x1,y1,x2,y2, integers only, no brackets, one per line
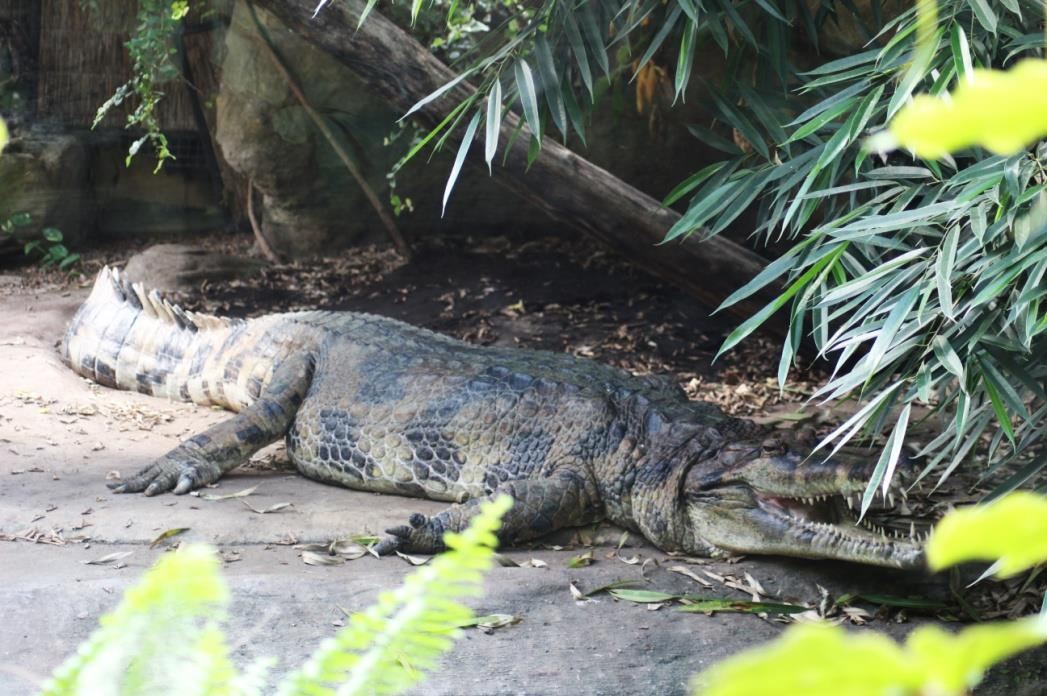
484,80,502,173
716,245,846,358
442,111,481,217
534,35,567,139
401,72,469,122
514,59,542,142
966,0,997,33
932,336,965,382
563,11,594,101
934,226,958,319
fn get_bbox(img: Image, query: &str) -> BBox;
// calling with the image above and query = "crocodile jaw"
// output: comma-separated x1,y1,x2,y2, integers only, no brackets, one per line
685,485,926,569
682,445,926,569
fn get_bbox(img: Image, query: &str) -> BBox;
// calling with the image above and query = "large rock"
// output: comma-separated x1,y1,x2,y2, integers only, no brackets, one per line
122,243,265,293
213,1,721,259
0,129,91,257
214,1,553,258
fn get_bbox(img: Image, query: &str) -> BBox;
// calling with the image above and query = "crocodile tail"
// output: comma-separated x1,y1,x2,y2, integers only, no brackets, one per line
60,266,246,405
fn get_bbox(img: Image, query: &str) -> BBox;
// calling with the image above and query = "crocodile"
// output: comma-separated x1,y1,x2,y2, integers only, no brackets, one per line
60,267,924,568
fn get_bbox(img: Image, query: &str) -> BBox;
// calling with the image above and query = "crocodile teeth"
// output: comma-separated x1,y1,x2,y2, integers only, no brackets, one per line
888,492,895,508
846,496,854,510
909,521,916,540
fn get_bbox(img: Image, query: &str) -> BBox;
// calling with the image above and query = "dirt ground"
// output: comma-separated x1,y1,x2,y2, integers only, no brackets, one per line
1,232,1045,695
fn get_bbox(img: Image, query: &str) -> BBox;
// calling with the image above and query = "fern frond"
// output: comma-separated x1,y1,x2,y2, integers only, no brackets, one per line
278,495,513,696
40,545,237,696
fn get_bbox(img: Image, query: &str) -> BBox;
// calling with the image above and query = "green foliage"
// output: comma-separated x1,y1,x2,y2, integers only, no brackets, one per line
875,59,1047,158
694,492,1047,696
84,0,190,170
0,214,80,270
40,544,236,696
0,117,8,155
927,491,1047,577
40,496,512,696
692,616,1047,696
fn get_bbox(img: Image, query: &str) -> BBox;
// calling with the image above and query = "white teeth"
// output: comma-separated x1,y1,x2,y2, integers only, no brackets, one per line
888,492,896,508
846,497,854,510
910,522,916,540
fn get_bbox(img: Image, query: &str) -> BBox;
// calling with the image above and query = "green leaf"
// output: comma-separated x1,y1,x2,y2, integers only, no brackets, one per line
401,72,470,122
980,366,1016,445
578,3,609,77
0,117,7,156
966,0,997,33
609,589,680,603
562,81,587,145
783,98,854,145
40,545,232,696
484,80,502,173
927,492,1047,576
514,59,542,142
716,244,846,358
356,0,380,29
886,59,1047,159
633,5,682,75
534,36,567,139
864,284,920,379
442,111,481,217
934,226,958,319
694,619,1047,696
662,161,727,207
674,18,697,102
676,599,807,615
932,336,965,382
563,11,594,101
410,0,425,24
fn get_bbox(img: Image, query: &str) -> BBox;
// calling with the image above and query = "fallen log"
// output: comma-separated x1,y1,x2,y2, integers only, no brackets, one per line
250,0,786,337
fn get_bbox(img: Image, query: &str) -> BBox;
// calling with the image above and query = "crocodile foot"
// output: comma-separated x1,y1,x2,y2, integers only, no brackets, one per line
373,512,447,556
109,444,224,496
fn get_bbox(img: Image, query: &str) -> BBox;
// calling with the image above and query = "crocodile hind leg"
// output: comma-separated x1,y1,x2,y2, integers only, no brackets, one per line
374,467,601,555
110,354,315,496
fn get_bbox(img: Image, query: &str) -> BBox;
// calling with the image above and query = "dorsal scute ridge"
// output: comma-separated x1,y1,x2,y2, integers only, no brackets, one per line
93,265,243,333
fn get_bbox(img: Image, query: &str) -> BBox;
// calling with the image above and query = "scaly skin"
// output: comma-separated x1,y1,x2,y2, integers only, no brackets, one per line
60,268,924,568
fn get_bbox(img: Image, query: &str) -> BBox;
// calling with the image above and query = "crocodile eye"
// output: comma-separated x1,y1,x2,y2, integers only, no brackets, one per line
761,438,784,455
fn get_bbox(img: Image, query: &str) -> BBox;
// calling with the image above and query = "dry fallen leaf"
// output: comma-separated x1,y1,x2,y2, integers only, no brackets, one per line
669,565,712,587
302,551,345,566
240,501,293,514
84,551,133,565
569,581,590,602
493,553,520,567
396,551,431,566
149,527,189,548
522,558,548,569
329,540,368,560
199,485,259,501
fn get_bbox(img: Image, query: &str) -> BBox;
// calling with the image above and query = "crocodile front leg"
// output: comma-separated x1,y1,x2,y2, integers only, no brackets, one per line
374,467,601,555
110,353,315,496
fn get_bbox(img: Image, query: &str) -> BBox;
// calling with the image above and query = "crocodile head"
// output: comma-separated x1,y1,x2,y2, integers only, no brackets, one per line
681,435,925,569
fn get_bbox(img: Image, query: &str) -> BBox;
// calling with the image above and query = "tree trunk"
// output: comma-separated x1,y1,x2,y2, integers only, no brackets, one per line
249,0,785,336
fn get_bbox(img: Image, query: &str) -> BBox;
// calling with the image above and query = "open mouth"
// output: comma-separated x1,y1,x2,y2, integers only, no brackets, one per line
736,476,934,568
757,489,932,544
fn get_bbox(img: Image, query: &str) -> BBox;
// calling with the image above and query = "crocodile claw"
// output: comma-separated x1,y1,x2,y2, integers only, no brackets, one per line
108,447,222,496
374,513,445,555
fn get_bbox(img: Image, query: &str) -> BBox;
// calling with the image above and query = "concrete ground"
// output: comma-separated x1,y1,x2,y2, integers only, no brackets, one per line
1,279,1045,695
